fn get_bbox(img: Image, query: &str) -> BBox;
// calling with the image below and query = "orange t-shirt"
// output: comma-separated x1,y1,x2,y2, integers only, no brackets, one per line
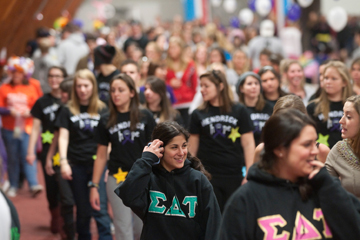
0,82,42,134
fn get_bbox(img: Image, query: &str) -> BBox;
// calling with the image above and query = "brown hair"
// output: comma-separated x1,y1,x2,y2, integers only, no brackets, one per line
145,76,178,123
258,66,287,99
344,95,360,158
273,95,306,115
107,73,140,131
166,36,187,71
351,58,360,71
238,75,266,111
147,61,166,76
152,121,211,180
68,69,105,116
312,61,352,121
199,70,233,113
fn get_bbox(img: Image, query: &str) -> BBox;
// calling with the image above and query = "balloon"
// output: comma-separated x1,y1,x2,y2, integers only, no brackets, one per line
255,0,272,17
248,0,256,11
298,0,313,8
230,17,240,28
287,3,301,21
223,0,236,13
327,6,348,32
239,8,254,26
211,0,222,7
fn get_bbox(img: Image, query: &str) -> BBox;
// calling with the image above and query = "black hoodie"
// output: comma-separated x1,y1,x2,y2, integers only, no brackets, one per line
218,164,360,240
115,152,221,240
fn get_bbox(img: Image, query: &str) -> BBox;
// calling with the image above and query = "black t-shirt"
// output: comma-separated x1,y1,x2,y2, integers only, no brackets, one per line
151,110,184,126
307,101,343,149
246,102,273,146
97,69,120,105
189,103,254,176
30,93,61,160
95,109,156,174
55,105,108,165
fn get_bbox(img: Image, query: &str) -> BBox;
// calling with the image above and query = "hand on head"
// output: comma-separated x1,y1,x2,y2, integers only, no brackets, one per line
144,139,164,159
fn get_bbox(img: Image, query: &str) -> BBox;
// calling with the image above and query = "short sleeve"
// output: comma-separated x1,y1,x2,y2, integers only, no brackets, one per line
95,115,110,146
55,106,70,130
189,110,201,134
30,99,43,120
237,104,254,134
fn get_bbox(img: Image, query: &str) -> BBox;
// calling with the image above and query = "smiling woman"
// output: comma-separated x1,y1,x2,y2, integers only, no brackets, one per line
116,121,221,240
326,95,360,200
218,109,360,239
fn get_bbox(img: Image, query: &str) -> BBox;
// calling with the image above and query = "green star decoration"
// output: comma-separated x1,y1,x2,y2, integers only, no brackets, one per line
317,134,329,147
93,155,97,160
228,127,241,143
41,130,54,144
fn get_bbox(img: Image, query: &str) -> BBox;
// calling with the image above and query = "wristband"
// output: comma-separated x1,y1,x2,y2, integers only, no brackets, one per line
87,181,99,188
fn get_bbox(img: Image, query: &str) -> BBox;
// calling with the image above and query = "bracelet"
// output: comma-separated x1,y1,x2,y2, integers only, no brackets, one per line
60,157,67,161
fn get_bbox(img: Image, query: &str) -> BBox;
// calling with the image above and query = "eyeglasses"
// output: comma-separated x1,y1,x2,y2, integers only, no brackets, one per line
48,74,64,79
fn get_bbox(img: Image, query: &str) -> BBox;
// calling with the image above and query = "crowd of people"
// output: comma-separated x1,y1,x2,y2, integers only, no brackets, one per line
1,13,360,240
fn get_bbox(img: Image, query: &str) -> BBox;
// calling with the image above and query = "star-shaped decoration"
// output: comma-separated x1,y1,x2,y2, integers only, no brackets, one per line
41,130,54,144
92,155,97,160
317,134,329,147
53,152,60,167
113,168,128,184
228,127,241,143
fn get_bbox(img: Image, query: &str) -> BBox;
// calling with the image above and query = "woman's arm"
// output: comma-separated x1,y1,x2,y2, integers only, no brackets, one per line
188,134,199,157
116,140,163,220
241,132,255,174
45,130,59,176
58,127,72,180
26,118,41,165
90,145,108,211
309,163,360,239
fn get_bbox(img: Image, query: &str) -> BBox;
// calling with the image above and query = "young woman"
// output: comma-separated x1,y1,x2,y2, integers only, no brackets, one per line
218,109,360,239
281,59,318,106
26,66,67,234
90,73,156,240
307,61,353,149
236,72,272,146
0,56,43,197
254,95,330,163
350,58,360,95
194,43,208,77
165,36,197,127
326,95,360,200
309,60,331,101
258,65,287,109
189,70,255,212
232,49,249,77
209,47,238,87
56,69,112,240
144,76,183,125
116,121,221,240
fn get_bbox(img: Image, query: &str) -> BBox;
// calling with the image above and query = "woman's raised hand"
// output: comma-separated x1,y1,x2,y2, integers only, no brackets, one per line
144,139,164,159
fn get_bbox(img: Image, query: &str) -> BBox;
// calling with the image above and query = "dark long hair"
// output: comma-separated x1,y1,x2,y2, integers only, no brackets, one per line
151,121,211,180
260,109,316,200
258,66,287,99
107,73,140,130
145,76,178,122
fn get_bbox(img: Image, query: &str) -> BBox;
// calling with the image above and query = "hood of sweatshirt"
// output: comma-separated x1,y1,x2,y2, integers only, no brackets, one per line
67,32,86,45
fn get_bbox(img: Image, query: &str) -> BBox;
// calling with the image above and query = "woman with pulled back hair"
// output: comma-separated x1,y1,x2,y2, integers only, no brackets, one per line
218,109,360,240
117,121,221,240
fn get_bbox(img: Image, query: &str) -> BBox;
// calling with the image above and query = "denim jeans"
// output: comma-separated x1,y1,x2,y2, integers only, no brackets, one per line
69,164,111,240
1,129,38,189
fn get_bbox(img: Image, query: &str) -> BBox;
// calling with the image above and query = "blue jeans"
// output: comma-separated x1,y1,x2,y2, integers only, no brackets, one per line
1,129,38,188
70,164,111,240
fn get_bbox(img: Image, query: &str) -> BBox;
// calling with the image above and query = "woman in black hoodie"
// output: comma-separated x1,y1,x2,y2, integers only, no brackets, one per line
116,121,221,240
218,109,360,240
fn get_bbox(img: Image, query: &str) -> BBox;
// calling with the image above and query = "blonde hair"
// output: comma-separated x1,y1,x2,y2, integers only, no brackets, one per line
345,95,360,158
68,69,105,116
166,36,187,71
313,61,352,121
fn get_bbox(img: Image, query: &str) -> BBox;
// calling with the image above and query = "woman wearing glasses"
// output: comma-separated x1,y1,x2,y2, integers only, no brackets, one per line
188,70,255,212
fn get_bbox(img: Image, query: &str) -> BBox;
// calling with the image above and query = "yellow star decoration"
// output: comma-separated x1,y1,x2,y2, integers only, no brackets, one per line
41,130,54,144
53,152,60,167
228,127,241,143
113,168,128,184
317,134,329,147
